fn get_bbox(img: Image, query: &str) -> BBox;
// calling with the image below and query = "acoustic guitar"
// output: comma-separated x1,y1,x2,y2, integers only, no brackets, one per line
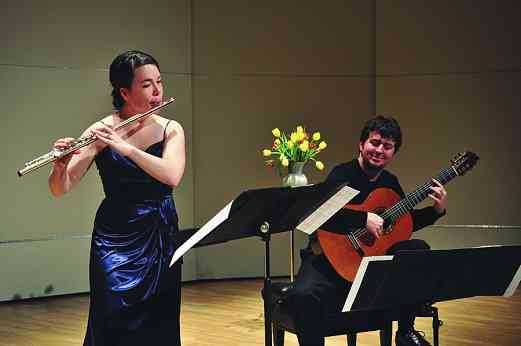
316,151,479,282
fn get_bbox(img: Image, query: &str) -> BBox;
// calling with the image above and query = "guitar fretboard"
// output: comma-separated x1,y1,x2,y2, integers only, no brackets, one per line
380,165,458,223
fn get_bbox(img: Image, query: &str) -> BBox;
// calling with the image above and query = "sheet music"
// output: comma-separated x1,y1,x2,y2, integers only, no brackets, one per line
342,255,394,312
296,185,359,235
169,200,233,267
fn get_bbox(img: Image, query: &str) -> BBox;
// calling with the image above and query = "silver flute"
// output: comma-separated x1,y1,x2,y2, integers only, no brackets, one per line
17,97,176,177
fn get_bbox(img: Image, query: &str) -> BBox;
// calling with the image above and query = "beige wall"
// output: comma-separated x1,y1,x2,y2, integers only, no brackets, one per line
1,0,520,300
0,0,196,300
192,0,521,278
191,1,375,278
374,1,521,249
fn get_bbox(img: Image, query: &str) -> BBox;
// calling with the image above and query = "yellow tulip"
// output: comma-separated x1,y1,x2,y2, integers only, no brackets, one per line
297,131,306,141
296,125,304,134
262,149,272,157
312,132,321,141
290,132,298,142
272,128,281,137
288,140,294,149
299,140,309,152
315,161,325,170
281,158,289,167
319,141,327,150
274,139,281,145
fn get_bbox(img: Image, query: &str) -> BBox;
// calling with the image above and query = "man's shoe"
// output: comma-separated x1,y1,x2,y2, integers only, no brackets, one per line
395,329,431,346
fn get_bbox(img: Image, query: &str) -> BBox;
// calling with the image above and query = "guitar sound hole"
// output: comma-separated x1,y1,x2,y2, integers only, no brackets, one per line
382,225,393,235
360,231,376,246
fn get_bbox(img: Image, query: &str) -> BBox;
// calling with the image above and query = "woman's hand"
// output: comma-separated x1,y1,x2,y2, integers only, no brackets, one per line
91,124,135,157
52,137,81,171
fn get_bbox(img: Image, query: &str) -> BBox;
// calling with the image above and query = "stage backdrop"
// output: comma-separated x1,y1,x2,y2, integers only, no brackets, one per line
190,0,521,280
1,0,520,301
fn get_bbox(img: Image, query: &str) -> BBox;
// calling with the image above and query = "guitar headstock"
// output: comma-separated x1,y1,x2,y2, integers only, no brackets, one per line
451,151,479,176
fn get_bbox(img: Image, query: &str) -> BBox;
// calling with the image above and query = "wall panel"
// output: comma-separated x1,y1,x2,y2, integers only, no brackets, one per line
192,0,373,75
0,0,191,73
376,0,521,74
193,76,373,277
0,0,195,300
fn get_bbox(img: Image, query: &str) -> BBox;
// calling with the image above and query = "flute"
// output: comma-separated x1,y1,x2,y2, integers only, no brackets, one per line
17,97,176,177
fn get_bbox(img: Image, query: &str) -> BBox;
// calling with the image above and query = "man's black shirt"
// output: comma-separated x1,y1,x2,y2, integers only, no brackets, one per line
319,159,444,235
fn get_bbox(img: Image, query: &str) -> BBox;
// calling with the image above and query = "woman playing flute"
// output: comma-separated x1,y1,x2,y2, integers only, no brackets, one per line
48,50,185,346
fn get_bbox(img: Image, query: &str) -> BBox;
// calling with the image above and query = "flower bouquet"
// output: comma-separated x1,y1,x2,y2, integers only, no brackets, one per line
262,125,327,185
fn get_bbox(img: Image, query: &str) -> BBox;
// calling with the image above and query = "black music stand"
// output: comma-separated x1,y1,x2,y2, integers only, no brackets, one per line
170,181,358,346
343,245,521,346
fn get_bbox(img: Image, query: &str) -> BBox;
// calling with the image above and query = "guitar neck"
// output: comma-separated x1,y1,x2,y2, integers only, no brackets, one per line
381,165,458,222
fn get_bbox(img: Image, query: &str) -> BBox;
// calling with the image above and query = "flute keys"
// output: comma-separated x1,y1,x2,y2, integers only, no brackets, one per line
53,148,64,158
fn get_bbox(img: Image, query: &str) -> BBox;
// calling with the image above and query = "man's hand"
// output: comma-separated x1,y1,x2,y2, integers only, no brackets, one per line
366,212,384,239
429,179,447,214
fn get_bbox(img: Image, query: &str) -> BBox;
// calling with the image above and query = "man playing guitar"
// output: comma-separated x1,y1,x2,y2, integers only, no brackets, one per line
289,115,447,346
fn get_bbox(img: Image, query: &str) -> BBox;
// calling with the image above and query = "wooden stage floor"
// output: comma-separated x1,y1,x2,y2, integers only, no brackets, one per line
0,279,519,346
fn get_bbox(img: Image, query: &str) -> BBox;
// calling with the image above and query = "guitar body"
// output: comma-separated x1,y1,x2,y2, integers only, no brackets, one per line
316,188,413,282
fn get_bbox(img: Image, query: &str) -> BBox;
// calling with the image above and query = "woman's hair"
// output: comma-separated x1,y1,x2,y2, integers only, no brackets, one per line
359,115,402,153
109,50,160,110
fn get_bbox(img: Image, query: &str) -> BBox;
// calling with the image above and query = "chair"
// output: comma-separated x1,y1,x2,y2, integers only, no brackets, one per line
261,227,443,346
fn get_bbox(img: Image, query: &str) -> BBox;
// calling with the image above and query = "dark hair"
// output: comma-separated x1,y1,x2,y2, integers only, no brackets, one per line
109,50,160,110
359,115,402,153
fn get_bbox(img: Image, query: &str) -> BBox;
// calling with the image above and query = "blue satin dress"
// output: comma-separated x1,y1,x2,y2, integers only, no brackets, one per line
84,136,182,346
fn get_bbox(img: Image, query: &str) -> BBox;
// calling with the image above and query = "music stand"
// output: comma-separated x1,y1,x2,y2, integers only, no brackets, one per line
343,245,521,346
170,181,360,346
